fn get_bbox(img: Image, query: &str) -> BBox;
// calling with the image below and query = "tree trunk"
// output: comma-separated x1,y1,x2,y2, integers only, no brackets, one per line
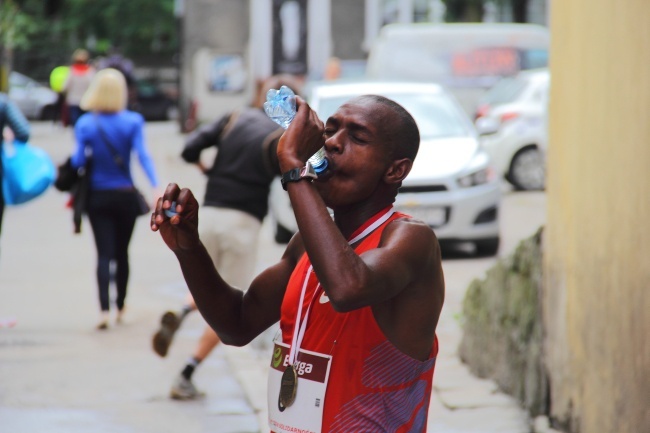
0,44,11,93
0,0,6,92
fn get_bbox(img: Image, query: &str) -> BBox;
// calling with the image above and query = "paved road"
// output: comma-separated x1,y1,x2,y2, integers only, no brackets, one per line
0,121,546,432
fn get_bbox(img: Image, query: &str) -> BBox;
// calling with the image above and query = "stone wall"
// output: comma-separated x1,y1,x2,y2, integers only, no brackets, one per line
459,227,547,417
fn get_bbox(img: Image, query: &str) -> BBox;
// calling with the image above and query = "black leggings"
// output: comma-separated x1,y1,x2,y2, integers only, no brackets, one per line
87,189,139,312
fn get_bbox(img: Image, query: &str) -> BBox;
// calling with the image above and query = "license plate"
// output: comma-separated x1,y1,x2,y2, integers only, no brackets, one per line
398,206,447,227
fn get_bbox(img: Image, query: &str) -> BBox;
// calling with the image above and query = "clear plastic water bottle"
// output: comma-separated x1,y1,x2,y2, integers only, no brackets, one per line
264,86,329,174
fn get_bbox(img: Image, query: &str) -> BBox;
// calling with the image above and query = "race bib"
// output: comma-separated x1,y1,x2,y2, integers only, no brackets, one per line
267,341,332,433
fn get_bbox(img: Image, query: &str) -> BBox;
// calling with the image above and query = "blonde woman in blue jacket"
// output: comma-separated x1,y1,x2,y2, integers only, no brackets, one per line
71,68,159,329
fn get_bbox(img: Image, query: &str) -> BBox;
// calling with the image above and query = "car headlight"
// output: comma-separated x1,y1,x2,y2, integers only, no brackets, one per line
457,167,494,188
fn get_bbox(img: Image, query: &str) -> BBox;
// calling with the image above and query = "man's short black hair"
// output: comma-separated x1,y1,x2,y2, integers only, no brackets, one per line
353,95,420,161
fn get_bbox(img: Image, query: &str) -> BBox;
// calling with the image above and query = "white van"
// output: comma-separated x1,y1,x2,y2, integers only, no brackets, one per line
366,23,549,114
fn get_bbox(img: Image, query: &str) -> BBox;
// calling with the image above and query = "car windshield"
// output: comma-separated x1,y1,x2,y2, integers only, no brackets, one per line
480,77,528,105
316,92,471,140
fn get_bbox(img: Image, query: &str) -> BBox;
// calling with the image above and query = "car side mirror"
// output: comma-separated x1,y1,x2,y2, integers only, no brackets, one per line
475,117,500,136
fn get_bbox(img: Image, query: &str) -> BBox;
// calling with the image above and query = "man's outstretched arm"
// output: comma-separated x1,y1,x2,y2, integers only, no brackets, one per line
151,183,297,346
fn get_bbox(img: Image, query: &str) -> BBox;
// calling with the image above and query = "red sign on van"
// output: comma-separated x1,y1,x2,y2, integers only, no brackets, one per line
452,48,520,77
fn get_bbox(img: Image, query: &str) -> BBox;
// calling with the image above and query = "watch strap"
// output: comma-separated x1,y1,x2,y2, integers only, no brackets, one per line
281,162,317,191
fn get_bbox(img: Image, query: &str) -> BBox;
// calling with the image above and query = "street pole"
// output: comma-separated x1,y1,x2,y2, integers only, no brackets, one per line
363,0,381,52
307,0,331,79
250,0,273,80
397,0,414,23
174,0,184,132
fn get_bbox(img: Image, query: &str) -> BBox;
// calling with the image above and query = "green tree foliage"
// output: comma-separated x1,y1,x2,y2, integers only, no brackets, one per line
0,0,37,91
12,0,178,81
52,0,178,57
1,0,37,50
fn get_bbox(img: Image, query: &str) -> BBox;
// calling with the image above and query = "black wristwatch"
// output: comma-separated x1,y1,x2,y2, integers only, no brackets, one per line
281,161,317,191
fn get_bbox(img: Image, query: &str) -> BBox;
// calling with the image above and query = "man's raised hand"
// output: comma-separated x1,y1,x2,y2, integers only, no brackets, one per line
151,183,201,252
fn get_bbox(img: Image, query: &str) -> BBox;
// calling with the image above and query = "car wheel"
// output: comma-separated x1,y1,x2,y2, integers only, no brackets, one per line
508,146,545,191
274,222,294,244
475,237,500,257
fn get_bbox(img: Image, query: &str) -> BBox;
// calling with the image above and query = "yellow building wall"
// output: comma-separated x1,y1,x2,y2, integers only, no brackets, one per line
544,1,650,432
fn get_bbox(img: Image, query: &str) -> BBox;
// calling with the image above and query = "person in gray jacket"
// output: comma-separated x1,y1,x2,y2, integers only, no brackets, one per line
151,75,302,399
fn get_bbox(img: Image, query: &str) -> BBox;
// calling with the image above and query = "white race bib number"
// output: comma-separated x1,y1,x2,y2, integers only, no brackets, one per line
268,341,332,433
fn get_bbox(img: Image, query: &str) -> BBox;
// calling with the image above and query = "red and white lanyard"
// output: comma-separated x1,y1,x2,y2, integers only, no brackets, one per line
287,207,395,366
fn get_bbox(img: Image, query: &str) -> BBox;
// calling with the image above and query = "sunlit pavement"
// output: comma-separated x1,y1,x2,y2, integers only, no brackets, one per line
0,121,544,432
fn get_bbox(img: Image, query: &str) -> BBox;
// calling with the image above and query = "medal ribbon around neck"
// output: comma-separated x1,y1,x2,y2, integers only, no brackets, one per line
287,206,395,366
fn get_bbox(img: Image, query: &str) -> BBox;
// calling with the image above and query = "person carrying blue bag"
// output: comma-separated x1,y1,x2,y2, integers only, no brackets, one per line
0,93,30,327
0,93,31,244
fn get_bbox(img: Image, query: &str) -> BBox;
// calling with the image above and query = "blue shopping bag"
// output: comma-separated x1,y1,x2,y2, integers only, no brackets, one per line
2,141,55,205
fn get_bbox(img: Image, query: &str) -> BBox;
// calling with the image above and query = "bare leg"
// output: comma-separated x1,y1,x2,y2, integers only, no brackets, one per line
192,326,221,360
169,326,220,400
168,208,261,399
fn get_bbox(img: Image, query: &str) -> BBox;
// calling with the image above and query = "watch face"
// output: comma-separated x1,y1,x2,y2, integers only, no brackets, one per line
301,162,317,179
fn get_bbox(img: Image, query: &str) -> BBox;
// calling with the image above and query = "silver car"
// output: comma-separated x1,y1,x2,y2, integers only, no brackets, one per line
474,68,549,191
8,71,58,120
269,81,501,255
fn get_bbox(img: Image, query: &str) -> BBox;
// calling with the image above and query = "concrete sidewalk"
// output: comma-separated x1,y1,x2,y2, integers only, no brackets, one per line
0,121,534,433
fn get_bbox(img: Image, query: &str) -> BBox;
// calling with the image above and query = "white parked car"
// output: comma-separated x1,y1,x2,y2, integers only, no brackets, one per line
474,68,549,190
8,71,58,120
269,81,502,256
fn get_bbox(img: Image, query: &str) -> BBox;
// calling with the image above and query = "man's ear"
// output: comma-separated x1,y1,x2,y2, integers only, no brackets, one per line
383,158,412,185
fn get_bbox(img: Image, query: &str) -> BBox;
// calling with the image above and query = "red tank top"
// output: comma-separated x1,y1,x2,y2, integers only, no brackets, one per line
279,208,438,432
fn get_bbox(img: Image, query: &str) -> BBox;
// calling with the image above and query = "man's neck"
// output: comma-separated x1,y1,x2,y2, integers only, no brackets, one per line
333,199,395,240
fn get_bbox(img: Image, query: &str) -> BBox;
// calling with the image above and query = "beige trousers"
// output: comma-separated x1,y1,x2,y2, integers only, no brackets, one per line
198,206,262,290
